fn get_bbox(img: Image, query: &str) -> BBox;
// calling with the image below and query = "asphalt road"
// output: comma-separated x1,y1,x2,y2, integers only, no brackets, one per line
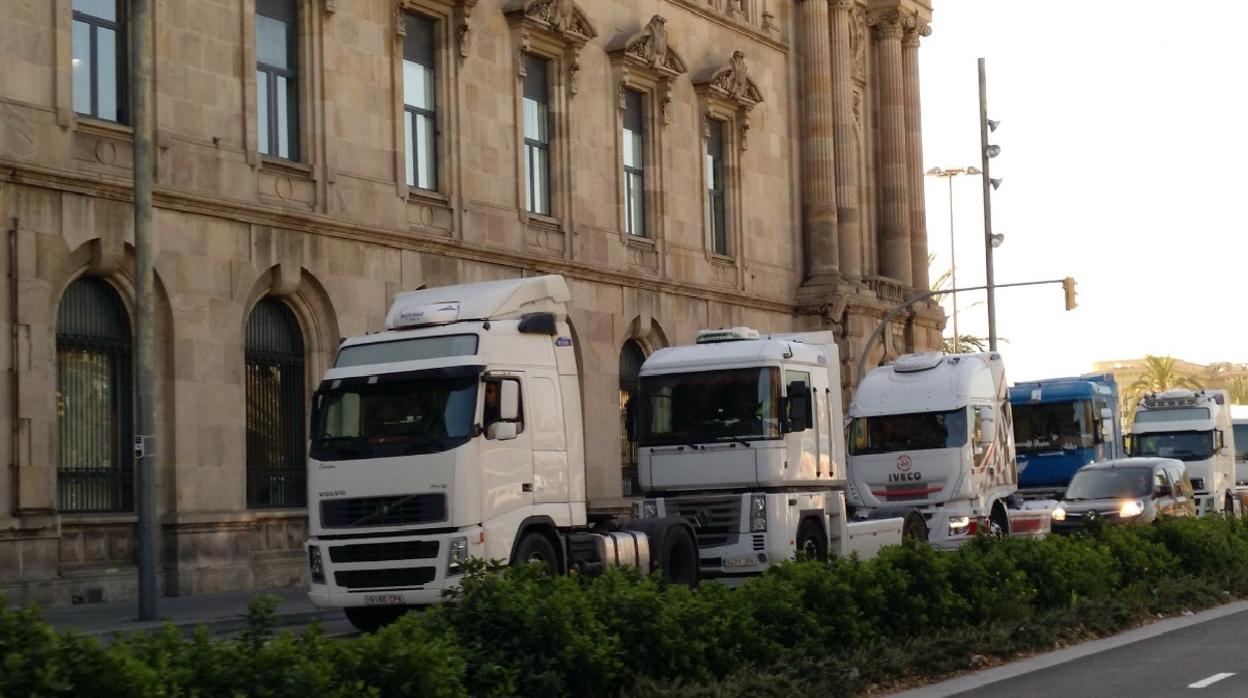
893,600,1248,698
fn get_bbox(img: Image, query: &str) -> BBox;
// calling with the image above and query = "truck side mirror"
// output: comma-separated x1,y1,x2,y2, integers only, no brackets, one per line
1215,429,1226,453
1122,434,1133,455
488,421,518,441
499,380,519,421
786,381,810,432
977,406,995,446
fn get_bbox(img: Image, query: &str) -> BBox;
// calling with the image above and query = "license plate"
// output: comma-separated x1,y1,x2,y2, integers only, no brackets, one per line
364,593,404,606
724,556,756,569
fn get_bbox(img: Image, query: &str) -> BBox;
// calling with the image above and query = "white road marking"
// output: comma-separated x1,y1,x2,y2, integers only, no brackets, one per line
1189,673,1235,689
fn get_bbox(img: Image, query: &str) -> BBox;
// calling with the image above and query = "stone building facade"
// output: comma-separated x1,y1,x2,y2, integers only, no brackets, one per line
0,0,941,603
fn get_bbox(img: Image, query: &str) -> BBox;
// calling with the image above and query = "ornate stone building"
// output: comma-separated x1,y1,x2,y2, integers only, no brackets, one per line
0,0,940,603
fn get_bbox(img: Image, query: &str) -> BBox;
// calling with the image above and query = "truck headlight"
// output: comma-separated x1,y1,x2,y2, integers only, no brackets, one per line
447,536,469,576
1118,499,1144,518
948,515,975,537
308,545,325,584
1051,506,1067,522
750,494,767,532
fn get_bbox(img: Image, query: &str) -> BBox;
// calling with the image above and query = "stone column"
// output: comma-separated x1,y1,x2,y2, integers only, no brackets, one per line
870,10,912,287
904,20,932,291
798,0,839,286
829,0,862,283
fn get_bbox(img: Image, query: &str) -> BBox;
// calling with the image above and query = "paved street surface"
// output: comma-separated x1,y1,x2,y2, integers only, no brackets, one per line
893,600,1248,698
12,586,348,639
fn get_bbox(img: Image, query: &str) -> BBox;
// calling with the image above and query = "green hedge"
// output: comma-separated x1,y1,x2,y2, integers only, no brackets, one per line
5,517,1248,697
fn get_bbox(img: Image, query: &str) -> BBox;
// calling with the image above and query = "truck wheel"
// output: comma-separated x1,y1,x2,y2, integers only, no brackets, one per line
344,606,407,633
654,524,699,586
795,520,828,561
1225,494,1236,517
513,531,559,575
990,503,1010,537
901,512,929,542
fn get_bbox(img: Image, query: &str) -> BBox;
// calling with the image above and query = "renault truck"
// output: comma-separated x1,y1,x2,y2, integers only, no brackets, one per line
845,352,1052,548
1127,389,1238,516
628,328,902,581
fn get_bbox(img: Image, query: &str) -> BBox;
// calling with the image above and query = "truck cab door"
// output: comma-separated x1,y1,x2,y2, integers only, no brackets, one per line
784,371,818,480
480,375,534,521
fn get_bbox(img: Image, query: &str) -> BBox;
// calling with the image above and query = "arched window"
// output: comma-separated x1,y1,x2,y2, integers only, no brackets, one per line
245,297,306,508
619,340,646,495
56,277,133,513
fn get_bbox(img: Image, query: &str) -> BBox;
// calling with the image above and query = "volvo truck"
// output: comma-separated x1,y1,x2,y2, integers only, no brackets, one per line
629,328,902,582
845,352,1052,549
1127,389,1238,516
1009,374,1123,499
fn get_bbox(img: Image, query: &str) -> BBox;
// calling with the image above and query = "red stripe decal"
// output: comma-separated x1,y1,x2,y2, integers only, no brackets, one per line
871,486,945,497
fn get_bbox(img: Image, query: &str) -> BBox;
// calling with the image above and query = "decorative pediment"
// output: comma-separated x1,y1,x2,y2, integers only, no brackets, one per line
694,51,764,108
608,15,687,78
504,0,597,45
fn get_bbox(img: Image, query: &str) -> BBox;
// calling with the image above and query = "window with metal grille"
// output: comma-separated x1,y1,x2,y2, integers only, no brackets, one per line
622,89,646,237
707,119,728,255
72,0,127,122
256,0,299,160
404,13,438,191
56,277,133,513
522,54,551,215
246,297,306,508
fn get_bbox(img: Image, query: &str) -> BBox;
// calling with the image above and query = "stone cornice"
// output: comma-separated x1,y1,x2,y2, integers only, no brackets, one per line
0,159,799,315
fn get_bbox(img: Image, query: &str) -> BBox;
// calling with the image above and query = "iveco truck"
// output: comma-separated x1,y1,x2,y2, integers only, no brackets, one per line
1127,389,1238,516
846,352,1052,548
629,328,901,582
1009,374,1123,499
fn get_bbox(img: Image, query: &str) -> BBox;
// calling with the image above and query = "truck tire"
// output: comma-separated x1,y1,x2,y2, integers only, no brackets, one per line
901,512,929,542
990,502,1010,537
1225,494,1236,517
512,531,559,575
623,518,699,586
795,519,828,561
344,606,407,633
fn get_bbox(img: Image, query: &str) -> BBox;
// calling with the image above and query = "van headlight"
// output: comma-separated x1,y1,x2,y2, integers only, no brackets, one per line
447,536,469,576
750,494,767,532
1118,499,1145,518
308,545,325,584
1051,506,1067,522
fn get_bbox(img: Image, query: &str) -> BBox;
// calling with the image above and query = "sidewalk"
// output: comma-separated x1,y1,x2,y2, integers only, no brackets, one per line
20,587,345,639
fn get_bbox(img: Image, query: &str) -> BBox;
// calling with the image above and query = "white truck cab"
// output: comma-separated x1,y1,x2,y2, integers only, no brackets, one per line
1232,405,1248,488
846,352,1049,548
1128,389,1238,516
631,328,900,581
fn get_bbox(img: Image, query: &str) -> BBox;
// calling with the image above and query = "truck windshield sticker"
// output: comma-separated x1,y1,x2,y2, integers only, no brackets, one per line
334,334,478,368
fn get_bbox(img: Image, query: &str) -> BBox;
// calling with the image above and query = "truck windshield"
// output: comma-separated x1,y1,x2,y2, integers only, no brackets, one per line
1234,424,1248,462
1012,399,1095,454
1064,467,1153,500
1130,431,1214,462
848,408,968,455
637,368,781,446
310,367,480,461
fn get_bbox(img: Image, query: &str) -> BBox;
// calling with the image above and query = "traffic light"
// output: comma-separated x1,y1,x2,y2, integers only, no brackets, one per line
1062,277,1077,311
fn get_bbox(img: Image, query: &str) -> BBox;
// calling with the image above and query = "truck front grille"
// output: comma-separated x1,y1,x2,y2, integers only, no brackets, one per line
329,540,440,564
335,567,436,589
320,494,446,528
668,496,742,548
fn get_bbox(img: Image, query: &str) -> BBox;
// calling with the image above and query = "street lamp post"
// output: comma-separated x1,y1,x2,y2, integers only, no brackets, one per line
924,166,980,352
979,57,1003,351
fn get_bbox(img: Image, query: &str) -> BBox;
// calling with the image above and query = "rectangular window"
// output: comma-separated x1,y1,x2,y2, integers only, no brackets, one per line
522,55,551,216
707,119,728,255
256,0,299,160
622,89,646,237
404,14,438,191
72,0,126,123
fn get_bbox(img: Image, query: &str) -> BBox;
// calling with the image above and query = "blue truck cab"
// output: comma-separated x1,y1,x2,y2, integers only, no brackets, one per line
1009,374,1122,498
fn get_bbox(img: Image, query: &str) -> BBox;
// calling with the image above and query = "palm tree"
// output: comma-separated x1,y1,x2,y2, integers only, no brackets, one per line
1123,355,1203,426
929,256,993,354
1228,376,1248,405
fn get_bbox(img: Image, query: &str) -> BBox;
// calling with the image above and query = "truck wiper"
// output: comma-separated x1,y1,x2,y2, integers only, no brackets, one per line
716,435,753,448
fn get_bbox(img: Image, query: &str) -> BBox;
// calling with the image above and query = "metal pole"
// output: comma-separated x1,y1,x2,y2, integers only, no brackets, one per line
131,0,158,621
978,57,997,351
947,175,958,351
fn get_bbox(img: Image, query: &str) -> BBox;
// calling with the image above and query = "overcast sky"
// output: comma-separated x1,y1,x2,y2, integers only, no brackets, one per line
919,0,1248,382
